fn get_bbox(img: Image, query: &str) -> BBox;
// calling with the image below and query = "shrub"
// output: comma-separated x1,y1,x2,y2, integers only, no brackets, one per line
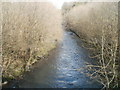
62,2,119,88
2,2,63,79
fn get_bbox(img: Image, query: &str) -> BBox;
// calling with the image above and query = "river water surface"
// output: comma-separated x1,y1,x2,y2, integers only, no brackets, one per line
17,31,101,88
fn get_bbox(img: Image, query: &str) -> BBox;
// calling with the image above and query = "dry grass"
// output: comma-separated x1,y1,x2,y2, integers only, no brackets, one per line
2,2,63,79
62,2,119,88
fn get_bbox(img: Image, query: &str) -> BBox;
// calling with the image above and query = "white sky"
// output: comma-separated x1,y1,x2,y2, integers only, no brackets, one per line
2,0,120,9
48,0,79,9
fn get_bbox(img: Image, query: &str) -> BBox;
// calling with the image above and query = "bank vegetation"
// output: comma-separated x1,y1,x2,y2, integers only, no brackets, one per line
2,2,63,81
62,2,119,88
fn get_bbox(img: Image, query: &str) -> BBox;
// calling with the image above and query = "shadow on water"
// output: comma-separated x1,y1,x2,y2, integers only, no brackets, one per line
15,31,102,88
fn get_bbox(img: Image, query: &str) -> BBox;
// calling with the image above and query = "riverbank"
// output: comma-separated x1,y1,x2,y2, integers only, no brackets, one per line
62,2,119,88
6,31,101,88
2,43,60,88
2,2,63,88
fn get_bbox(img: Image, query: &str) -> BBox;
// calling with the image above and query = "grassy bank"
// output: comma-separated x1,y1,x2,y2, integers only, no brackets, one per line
2,2,63,80
62,2,119,88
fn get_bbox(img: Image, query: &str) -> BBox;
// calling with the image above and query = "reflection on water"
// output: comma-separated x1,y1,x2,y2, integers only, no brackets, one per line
18,31,101,88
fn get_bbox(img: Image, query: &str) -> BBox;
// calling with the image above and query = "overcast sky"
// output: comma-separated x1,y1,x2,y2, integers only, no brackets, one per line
48,0,81,9
3,0,119,9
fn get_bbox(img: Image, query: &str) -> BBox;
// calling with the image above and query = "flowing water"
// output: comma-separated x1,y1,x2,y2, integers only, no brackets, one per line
14,31,101,88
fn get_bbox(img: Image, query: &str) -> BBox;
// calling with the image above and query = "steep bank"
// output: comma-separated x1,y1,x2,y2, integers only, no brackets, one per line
2,2,63,82
62,2,119,88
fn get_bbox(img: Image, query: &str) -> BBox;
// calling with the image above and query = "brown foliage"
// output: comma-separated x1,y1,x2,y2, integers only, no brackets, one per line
62,2,119,88
2,2,63,78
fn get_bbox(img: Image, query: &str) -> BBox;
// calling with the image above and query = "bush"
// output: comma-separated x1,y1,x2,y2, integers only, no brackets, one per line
2,2,63,79
62,2,119,88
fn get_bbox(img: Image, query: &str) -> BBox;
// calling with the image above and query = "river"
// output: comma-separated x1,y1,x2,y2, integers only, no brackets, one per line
12,31,101,88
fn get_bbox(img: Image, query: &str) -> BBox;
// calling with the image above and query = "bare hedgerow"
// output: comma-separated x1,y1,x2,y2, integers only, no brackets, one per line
62,2,119,88
2,2,63,79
